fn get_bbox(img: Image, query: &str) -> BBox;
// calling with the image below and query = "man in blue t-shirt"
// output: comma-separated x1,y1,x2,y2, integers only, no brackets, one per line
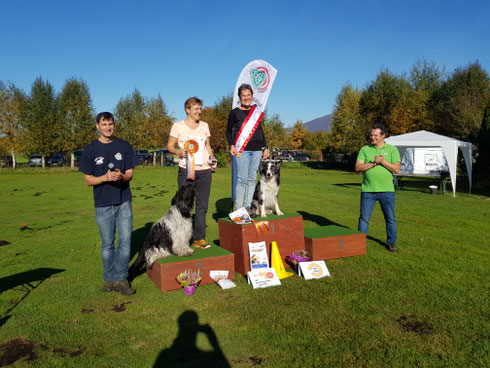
355,123,401,252
79,112,135,295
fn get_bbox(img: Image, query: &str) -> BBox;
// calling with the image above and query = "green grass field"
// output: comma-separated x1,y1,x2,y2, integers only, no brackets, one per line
0,166,489,367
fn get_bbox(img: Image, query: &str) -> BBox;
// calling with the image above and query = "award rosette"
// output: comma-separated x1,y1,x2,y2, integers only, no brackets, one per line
253,220,270,237
184,139,199,180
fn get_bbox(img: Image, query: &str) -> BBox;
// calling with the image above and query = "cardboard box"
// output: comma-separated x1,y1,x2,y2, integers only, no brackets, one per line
304,225,366,260
146,246,234,293
218,214,305,275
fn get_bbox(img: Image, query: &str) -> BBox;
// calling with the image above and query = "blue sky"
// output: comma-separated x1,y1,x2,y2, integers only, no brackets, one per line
1,0,489,126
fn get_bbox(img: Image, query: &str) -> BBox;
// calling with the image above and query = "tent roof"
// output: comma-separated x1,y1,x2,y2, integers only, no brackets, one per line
385,130,473,196
386,130,472,148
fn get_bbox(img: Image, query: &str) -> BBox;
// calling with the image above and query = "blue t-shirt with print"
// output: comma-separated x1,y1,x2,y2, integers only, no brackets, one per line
79,137,134,207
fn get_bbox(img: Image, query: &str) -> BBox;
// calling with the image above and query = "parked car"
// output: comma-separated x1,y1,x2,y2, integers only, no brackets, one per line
0,155,13,168
74,149,84,165
29,154,43,167
134,149,151,165
280,150,311,162
151,149,176,166
270,147,282,160
47,153,67,167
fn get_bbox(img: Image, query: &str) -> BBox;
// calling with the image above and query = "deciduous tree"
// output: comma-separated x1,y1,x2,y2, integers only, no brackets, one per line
262,113,287,150
329,83,364,152
289,120,307,149
24,77,60,167
143,94,174,150
474,99,490,181
114,89,146,147
0,81,27,168
360,69,413,136
304,131,329,151
431,61,490,141
58,77,95,167
200,94,232,152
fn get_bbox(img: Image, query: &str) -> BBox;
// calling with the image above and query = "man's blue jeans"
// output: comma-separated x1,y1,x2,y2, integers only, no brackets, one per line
95,200,133,282
235,151,262,209
358,192,397,244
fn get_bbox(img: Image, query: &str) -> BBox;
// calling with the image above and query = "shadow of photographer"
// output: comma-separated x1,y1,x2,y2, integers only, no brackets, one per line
153,310,230,368
0,268,65,328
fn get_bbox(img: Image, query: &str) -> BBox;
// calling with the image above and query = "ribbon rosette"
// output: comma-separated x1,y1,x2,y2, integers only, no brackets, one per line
253,220,270,237
184,139,199,180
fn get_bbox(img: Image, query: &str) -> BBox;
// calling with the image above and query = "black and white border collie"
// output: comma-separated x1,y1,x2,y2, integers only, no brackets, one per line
129,184,195,277
249,160,284,218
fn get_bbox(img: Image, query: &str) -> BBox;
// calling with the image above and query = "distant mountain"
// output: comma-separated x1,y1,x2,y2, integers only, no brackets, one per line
304,113,333,132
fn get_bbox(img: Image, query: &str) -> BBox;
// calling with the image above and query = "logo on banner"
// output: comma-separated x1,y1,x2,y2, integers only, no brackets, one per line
250,67,270,91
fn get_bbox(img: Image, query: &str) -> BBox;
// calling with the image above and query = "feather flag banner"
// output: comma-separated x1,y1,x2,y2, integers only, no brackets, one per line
232,60,277,154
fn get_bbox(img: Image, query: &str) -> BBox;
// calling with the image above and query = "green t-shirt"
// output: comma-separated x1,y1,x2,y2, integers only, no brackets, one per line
357,143,400,192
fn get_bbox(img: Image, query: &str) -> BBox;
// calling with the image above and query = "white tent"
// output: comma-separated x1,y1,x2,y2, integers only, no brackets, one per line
385,130,472,196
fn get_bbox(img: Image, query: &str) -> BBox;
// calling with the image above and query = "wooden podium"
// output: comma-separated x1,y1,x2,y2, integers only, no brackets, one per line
218,214,305,275
304,225,366,260
146,246,234,293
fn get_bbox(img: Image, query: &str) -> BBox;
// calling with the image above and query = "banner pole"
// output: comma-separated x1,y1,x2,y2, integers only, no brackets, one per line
231,154,237,208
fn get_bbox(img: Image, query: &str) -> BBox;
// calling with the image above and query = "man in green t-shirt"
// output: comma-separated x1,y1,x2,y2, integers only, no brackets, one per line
355,123,401,252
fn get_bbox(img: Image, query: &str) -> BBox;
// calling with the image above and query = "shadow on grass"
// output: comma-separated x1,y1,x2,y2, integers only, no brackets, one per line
212,198,233,246
388,176,489,196
212,198,233,223
131,222,153,260
472,184,490,197
153,310,231,368
302,161,355,172
367,235,388,249
0,268,65,328
333,183,361,190
297,210,347,228
128,222,153,281
298,210,388,249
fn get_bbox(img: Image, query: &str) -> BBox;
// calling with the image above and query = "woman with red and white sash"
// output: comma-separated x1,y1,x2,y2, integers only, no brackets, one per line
226,84,268,210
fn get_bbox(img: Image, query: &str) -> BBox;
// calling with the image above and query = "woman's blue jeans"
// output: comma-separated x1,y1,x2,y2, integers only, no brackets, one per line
358,192,397,244
235,151,262,209
95,200,133,282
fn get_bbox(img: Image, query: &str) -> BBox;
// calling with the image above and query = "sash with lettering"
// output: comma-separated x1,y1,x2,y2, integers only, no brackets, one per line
232,60,277,154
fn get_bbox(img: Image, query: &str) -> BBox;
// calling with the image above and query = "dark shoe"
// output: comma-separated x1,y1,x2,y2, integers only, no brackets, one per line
387,243,398,252
103,281,115,292
113,279,135,295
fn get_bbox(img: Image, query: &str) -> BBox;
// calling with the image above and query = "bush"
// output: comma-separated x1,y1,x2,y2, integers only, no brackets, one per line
214,150,230,168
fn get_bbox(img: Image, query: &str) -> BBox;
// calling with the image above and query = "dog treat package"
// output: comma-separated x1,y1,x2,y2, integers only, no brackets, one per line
210,271,236,290
229,207,253,224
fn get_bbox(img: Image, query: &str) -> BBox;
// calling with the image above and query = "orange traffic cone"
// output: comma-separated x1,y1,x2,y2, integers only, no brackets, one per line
270,241,294,279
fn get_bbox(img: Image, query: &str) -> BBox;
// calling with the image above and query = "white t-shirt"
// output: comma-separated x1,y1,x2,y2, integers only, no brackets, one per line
169,120,211,170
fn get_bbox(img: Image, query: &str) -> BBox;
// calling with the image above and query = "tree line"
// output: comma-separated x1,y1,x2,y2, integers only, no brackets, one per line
0,77,174,168
328,60,490,153
1,60,489,180
0,76,327,168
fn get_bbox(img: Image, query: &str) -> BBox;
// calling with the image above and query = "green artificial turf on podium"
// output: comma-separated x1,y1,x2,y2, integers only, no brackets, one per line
220,212,300,223
304,225,362,239
155,245,233,264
